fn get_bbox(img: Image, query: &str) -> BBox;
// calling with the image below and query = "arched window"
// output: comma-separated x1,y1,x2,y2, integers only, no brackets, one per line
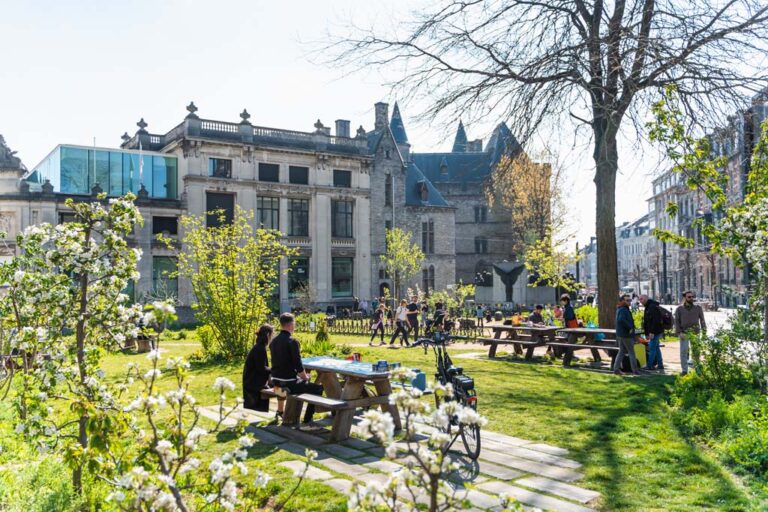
421,219,434,254
422,265,435,292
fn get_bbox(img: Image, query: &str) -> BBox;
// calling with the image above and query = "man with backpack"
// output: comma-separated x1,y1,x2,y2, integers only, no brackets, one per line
639,294,669,371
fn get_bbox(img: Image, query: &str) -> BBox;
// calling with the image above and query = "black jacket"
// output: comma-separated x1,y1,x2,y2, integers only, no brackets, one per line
642,299,664,336
269,330,305,381
243,343,270,411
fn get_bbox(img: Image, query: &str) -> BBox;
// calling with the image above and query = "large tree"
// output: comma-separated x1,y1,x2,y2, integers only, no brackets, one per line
328,0,768,327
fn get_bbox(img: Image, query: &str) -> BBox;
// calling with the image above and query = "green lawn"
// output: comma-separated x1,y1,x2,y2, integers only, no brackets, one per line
1,329,764,511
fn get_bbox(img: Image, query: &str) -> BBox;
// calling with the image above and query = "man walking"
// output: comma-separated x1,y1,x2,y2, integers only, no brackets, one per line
674,291,707,375
406,296,420,339
639,294,665,371
614,294,640,376
269,313,324,424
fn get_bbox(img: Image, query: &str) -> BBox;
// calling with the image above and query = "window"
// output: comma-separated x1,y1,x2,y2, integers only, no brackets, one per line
288,199,309,236
256,196,280,230
384,174,392,206
332,257,353,297
332,200,354,238
152,256,178,297
258,163,280,182
421,219,434,254
289,166,309,185
208,158,232,179
206,192,235,228
152,216,178,235
475,237,489,254
333,169,351,188
474,206,488,223
422,265,435,292
288,258,309,298
58,212,77,224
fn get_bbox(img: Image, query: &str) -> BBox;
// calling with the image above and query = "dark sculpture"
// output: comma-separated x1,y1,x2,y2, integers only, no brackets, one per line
0,135,24,169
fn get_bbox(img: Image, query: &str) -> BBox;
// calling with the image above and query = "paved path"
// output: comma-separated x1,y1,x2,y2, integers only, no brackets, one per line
198,404,601,511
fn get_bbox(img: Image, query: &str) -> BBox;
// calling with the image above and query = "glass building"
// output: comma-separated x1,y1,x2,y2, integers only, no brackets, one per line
28,145,178,199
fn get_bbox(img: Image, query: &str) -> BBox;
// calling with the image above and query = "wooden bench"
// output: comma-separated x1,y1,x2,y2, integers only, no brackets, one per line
548,342,620,367
478,337,543,360
279,393,358,441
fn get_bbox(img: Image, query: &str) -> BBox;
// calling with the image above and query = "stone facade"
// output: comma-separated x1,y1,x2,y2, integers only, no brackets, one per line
6,98,534,312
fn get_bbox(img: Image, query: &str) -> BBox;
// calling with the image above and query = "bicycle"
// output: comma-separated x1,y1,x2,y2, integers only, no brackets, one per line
411,330,481,460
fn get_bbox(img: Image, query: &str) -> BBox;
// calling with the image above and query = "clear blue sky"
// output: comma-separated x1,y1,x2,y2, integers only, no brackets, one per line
1,0,664,246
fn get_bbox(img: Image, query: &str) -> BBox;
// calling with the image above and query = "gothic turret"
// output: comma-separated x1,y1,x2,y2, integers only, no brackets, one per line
390,102,411,161
452,120,468,153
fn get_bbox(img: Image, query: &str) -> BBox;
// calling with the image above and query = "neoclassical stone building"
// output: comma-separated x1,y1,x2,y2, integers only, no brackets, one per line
4,99,524,312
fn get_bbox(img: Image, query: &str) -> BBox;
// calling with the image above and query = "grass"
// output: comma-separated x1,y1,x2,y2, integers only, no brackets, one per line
1,328,764,511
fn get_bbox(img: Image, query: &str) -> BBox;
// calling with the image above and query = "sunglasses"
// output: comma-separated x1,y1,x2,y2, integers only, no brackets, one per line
685,295,695,299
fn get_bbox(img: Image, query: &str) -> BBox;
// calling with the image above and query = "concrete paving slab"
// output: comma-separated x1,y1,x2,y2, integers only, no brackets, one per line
320,443,367,460
526,443,570,456
341,437,380,450
265,425,325,446
478,481,595,512
507,446,582,469
515,476,600,504
279,460,333,481
478,451,583,482
243,425,287,445
364,459,403,474
316,456,371,478
324,478,354,494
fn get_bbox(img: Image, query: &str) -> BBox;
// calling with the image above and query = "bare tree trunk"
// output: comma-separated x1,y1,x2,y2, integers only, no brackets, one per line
73,227,91,494
594,134,619,329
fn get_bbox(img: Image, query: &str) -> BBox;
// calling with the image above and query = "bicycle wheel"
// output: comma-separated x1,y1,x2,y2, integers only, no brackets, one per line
460,423,481,459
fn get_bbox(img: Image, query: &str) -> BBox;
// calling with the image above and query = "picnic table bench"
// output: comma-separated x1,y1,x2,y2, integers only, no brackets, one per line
480,325,558,359
554,328,620,367
262,357,402,441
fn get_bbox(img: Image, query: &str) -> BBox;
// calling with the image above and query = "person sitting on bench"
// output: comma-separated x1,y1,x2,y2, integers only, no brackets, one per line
269,313,324,424
243,324,284,418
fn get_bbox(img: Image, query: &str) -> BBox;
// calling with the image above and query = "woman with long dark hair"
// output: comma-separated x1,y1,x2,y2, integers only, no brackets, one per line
243,324,278,413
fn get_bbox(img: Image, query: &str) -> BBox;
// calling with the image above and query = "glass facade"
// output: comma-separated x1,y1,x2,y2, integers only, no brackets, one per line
30,145,177,199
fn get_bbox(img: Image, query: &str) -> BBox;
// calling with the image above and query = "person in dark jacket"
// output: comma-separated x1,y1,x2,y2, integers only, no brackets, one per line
243,324,279,414
528,305,545,324
561,294,578,328
639,294,665,371
269,313,323,423
614,294,640,375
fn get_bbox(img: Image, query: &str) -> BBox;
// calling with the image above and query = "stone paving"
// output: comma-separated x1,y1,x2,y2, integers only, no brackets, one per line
198,405,601,511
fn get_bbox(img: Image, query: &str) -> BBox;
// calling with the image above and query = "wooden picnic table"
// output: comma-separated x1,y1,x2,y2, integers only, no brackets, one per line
553,328,620,366
480,324,559,359
298,356,402,441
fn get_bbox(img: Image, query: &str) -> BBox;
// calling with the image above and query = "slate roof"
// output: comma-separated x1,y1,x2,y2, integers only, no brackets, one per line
404,162,450,207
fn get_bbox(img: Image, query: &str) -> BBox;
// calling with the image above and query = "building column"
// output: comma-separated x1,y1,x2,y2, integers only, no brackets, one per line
313,194,331,304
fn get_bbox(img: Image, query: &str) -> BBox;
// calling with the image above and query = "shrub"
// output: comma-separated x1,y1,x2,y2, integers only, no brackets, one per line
575,304,598,326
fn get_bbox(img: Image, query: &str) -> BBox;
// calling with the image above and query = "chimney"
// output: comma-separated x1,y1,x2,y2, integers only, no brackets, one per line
374,102,389,130
335,119,350,138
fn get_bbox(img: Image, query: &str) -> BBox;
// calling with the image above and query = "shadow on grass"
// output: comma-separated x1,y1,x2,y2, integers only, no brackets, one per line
472,359,751,511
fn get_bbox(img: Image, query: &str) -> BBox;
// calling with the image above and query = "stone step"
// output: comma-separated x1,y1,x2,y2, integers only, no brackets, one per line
478,480,595,512
279,460,333,481
478,451,583,482
515,476,600,505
